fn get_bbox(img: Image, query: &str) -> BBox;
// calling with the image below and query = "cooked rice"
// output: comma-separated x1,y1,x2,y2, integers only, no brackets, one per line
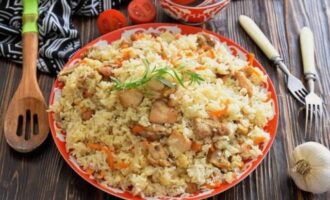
50,32,275,198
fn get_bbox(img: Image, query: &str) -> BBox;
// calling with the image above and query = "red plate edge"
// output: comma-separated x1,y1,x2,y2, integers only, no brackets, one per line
48,23,279,200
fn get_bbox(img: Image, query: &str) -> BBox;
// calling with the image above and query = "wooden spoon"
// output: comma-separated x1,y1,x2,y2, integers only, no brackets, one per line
4,0,49,153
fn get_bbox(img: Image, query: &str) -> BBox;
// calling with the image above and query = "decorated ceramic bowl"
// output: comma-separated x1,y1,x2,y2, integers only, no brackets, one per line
49,23,279,200
158,0,230,24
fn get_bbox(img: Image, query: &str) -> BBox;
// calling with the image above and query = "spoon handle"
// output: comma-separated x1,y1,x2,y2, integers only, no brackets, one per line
21,0,39,95
21,33,38,84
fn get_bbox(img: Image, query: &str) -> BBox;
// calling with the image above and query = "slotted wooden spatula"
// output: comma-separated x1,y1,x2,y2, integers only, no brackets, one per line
4,0,49,153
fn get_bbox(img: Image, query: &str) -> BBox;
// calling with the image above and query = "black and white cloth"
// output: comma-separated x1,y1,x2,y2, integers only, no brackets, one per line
0,0,126,74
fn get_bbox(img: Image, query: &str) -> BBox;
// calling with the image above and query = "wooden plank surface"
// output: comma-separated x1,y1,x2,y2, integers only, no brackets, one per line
0,0,329,199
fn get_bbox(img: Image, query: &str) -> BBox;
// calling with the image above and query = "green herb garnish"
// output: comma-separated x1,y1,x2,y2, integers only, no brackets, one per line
111,59,204,91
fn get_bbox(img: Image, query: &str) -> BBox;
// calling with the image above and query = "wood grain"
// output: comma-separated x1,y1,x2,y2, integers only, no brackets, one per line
0,0,329,199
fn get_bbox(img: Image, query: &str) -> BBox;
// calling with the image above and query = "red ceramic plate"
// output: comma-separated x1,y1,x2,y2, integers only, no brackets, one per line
49,23,279,200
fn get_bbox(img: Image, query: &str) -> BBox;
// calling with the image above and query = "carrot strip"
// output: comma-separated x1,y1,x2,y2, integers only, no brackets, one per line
116,162,130,168
195,66,206,71
205,182,222,189
248,53,255,66
263,93,272,102
247,66,262,78
208,49,216,59
87,143,103,150
209,100,230,117
239,163,246,171
161,53,167,60
201,44,209,51
122,51,131,60
253,136,266,144
186,51,194,57
86,168,93,175
115,59,122,67
102,146,115,170
120,43,129,49
87,143,115,170
142,141,150,148
191,142,202,151
155,38,161,42
209,109,227,117
131,34,145,41
132,125,145,134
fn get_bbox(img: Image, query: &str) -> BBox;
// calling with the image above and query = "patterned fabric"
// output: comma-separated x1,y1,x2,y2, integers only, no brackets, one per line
0,0,125,74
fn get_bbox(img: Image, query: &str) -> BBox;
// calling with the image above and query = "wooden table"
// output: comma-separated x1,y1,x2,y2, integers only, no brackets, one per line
1,0,329,199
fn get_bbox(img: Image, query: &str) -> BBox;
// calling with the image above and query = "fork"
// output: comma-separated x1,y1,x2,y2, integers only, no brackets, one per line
239,15,308,104
300,27,324,134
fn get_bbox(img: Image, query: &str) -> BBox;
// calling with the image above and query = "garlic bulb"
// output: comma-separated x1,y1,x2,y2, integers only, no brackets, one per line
289,142,330,194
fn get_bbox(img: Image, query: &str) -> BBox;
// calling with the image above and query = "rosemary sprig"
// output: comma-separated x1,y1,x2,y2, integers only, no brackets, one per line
110,59,204,91
185,71,205,85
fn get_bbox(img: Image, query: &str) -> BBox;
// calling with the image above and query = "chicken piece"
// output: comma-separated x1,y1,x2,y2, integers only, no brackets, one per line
193,119,228,139
148,143,168,160
235,72,254,96
207,149,231,169
97,66,113,77
168,87,184,107
149,100,178,124
145,124,170,134
185,183,198,194
216,123,230,136
149,91,162,100
203,33,216,47
197,33,216,49
118,89,144,108
136,124,170,141
147,78,165,91
193,118,213,140
138,131,159,141
167,130,192,153
82,91,94,98
147,142,170,167
163,87,176,97
81,108,95,121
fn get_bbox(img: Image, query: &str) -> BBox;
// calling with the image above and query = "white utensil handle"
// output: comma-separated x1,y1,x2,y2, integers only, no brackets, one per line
300,27,316,75
239,15,280,59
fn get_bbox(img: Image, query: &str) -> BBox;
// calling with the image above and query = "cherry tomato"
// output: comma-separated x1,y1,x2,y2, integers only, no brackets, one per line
171,0,197,5
128,0,156,24
97,9,128,34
